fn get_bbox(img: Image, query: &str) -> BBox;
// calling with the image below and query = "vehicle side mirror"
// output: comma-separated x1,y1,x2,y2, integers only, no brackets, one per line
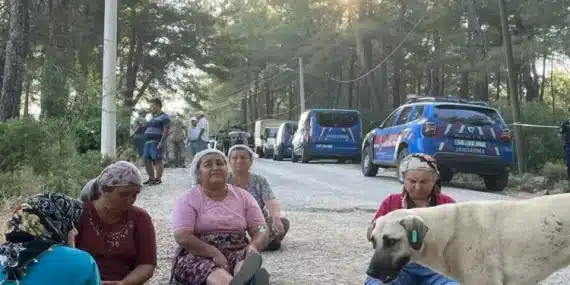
369,120,382,129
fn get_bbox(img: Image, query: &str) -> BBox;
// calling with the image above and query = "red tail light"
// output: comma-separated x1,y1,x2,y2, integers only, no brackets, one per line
422,122,437,137
500,128,511,142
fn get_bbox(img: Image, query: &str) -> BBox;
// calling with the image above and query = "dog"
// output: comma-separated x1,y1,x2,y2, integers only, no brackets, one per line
365,194,570,285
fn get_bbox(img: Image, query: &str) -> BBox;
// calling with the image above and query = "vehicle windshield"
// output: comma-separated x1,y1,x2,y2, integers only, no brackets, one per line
315,112,359,128
264,128,278,138
434,105,504,126
285,124,297,134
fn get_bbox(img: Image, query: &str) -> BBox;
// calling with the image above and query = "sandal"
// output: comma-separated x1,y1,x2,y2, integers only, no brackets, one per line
251,268,270,285
230,252,263,285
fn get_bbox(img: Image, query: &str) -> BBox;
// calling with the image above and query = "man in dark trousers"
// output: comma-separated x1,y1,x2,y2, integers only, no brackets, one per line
558,106,570,183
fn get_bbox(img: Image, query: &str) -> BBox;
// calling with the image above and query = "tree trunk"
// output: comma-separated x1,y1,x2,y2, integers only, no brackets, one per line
0,0,29,121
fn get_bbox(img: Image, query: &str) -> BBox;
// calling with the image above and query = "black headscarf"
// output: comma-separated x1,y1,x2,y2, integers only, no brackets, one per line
0,193,83,281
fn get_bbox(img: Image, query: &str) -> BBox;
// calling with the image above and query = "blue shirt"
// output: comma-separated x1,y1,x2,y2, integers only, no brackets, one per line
0,245,101,285
144,112,170,142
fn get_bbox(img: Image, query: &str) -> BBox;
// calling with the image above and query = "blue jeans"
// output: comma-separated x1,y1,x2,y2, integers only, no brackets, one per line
364,263,459,285
143,141,164,161
190,140,208,155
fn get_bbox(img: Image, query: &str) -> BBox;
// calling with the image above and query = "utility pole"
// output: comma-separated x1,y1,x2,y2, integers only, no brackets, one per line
298,57,306,113
100,0,118,159
498,0,525,173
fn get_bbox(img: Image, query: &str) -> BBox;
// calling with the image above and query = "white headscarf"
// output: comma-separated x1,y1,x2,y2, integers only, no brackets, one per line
189,148,228,187
227,144,255,161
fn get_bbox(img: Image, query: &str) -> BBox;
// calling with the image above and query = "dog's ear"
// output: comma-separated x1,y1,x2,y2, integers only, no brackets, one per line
366,221,375,242
399,215,429,251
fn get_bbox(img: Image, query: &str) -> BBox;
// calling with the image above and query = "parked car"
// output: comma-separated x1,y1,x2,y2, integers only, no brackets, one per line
291,109,362,163
360,95,514,192
273,121,298,161
254,119,288,158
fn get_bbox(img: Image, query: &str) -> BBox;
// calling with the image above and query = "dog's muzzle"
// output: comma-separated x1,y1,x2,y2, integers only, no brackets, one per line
366,254,410,283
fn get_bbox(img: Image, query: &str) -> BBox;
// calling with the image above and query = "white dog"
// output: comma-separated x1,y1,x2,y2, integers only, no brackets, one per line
366,194,570,285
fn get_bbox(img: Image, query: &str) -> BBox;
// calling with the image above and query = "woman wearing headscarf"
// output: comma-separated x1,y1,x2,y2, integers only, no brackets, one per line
227,145,290,251
78,161,157,285
0,193,100,284
170,149,270,285
364,153,459,285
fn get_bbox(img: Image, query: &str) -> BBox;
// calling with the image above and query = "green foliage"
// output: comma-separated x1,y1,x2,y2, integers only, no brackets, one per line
541,161,567,186
492,100,567,172
0,119,105,199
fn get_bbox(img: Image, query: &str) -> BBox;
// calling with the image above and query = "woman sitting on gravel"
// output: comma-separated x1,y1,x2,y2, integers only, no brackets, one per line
227,144,290,251
170,148,270,285
0,193,101,285
365,153,459,285
79,161,157,285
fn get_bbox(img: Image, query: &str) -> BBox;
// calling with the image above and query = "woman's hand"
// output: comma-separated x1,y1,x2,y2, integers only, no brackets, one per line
272,217,285,235
212,250,229,269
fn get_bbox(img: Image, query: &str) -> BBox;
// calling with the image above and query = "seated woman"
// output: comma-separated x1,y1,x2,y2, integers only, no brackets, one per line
78,161,157,285
365,154,459,285
170,149,270,285
227,145,290,251
0,193,100,285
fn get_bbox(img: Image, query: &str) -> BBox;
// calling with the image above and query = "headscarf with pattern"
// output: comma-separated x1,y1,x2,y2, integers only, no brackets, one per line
0,193,83,281
80,161,143,201
398,153,441,209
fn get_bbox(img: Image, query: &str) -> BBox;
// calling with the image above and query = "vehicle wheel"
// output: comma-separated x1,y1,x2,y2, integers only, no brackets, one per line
483,171,509,192
361,147,378,177
264,149,272,159
291,151,299,163
301,146,310,163
255,147,263,157
439,168,454,183
396,147,409,183
276,148,284,161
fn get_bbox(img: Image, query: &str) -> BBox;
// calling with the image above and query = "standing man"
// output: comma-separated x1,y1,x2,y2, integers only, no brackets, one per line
559,107,570,184
143,98,170,185
167,114,187,168
186,117,200,161
195,110,210,153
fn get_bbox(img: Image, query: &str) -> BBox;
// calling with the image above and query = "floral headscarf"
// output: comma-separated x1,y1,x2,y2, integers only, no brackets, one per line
0,193,83,281
398,153,441,209
80,161,143,201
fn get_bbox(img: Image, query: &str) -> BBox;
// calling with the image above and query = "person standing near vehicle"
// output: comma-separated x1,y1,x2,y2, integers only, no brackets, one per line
167,115,187,168
143,98,170,185
558,107,570,183
186,117,201,159
195,110,210,153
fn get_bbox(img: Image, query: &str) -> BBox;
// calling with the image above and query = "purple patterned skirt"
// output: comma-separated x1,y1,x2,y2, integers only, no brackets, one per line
170,232,248,285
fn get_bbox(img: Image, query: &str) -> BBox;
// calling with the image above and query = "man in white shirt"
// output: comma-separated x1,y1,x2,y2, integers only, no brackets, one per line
186,117,200,158
195,111,210,153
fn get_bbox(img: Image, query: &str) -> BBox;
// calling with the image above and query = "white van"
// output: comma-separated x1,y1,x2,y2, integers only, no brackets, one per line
254,119,288,158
